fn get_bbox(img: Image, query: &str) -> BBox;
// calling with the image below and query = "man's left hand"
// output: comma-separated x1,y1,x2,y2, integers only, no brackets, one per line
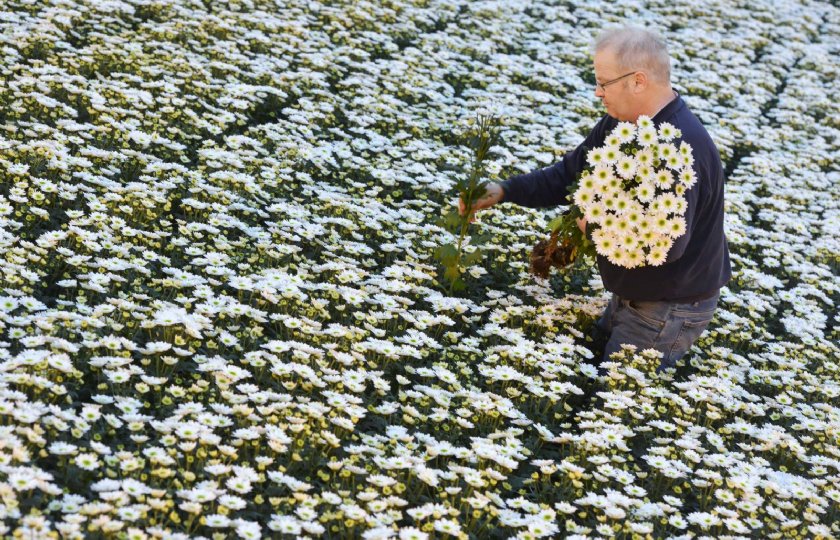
576,217,588,235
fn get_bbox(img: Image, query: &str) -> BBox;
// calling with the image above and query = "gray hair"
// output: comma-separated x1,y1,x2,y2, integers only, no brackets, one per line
593,26,671,85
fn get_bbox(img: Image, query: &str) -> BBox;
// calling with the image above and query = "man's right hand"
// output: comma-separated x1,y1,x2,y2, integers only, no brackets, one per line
458,182,505,223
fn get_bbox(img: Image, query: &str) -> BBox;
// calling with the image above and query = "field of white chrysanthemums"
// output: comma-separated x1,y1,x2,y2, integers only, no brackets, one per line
0,0,838,538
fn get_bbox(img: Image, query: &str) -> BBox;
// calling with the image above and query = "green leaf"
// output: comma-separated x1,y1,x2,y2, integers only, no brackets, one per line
463,248,482,265
441,209,462,234
443,264,461,282
547,214,566,232
471,181,488,201
450,277,467,293
435,243,459,266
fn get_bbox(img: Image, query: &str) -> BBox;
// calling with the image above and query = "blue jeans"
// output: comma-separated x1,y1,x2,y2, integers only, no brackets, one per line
595,291,720,372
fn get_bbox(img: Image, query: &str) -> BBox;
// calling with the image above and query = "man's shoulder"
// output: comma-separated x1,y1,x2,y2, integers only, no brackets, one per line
669,100,713,145
586,114,618,144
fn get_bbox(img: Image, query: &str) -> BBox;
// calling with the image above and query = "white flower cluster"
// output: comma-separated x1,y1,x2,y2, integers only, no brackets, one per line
575,117,696,268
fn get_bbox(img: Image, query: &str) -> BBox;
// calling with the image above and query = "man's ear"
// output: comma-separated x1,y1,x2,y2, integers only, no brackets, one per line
633,71,649,93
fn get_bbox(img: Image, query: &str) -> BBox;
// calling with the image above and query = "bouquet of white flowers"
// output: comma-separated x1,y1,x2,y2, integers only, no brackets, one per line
530,115,696,277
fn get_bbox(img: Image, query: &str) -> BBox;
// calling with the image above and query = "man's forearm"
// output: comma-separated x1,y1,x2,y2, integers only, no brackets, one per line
499,162,572,208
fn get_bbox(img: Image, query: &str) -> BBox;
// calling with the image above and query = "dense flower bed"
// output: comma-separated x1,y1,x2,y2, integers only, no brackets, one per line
0,0,837,538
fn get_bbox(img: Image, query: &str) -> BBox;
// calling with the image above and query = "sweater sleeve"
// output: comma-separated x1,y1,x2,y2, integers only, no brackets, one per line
499,115,614,209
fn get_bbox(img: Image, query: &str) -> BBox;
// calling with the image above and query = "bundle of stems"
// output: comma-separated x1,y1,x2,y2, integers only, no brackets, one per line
529,198,594,279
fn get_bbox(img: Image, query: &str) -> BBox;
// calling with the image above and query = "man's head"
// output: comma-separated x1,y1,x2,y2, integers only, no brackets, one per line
592,26,672,122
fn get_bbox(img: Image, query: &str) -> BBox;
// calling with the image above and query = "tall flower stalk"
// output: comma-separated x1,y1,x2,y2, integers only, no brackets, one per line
437,114,502,294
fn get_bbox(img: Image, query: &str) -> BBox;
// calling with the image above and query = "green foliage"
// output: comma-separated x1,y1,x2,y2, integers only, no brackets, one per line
437,113,502,295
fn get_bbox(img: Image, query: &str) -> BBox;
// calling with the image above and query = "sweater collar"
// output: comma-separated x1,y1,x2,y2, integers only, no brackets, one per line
652,90,683,123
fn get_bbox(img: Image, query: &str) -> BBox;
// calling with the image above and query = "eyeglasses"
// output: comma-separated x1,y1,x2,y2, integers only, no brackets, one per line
596,71,637,92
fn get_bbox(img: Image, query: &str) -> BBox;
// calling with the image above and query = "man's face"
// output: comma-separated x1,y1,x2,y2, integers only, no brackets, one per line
593,48,637,121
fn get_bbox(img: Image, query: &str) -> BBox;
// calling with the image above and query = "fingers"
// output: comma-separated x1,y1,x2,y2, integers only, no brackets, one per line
458,196,490,221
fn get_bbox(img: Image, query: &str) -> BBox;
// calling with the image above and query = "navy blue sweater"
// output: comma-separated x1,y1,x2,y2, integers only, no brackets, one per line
500,94,731,302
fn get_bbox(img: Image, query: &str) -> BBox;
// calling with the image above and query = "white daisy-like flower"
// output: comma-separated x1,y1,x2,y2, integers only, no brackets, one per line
658,122,678,140
636,181,656,203
572,186,597,208
602,145,621,164
679,167,697,188
586,202,608,224
615,154,638,179
637,115,654,128
605,134,622,147
653,170,674,190
665,216,687,238
636,126,658,146
614,121,637,142
586,146,607,166
592,164,614,184
635,163,655,183
592,229,618,256
646,248,669,266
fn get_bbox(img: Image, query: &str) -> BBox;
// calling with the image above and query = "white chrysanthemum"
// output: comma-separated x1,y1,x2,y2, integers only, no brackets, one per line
607,246,629,267
578,173,597,191
620,231,640,250
679,168,697,188
615,154,638,179
572,186,597,209
653,169,674,190
625,206,643,226
602,145,621,164
586,202,608,224
636,181,656,203
665,152,683,170
612,192,633,214
592,164,613,184
75,453,101,471
657,142,678,162
605,134,622,147
623,248,645,268
636,127,657,146
672,197,688,215
647,247,668,265
636,163,655,183
637,115,654,128
595,180,615,198
666,216,687,238
586,147,607,166
658,122,678,140
657,237,674,253
592,228,618,256
656,193,680,214
636,147,655,166
600,213,618,231
636,215,653,234
650,212,672,234
613,215,632,235
638,226,659,247
614,121,636,143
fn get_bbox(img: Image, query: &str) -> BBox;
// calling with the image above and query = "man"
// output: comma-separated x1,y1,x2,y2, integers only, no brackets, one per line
459,26,731,372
